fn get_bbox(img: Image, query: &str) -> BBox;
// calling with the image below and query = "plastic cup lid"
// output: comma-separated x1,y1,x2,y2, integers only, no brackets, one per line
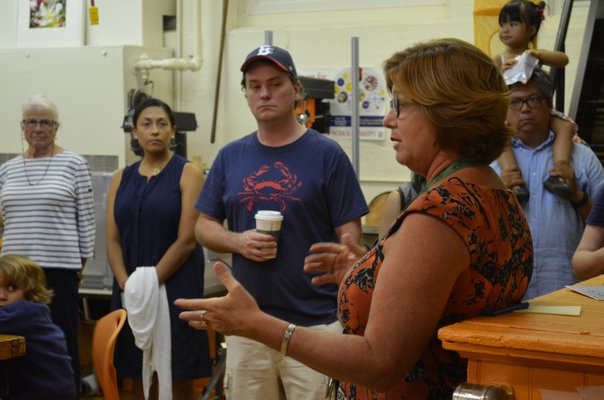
255,210,283,220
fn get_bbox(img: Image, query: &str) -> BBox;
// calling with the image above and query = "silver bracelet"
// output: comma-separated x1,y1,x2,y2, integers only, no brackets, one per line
280,323,297,357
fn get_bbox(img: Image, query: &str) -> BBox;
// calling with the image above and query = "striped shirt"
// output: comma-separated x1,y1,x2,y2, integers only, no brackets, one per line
0,151,95,270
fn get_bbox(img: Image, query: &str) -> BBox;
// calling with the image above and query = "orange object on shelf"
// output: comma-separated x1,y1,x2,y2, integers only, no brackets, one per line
295,97,317,128
439,275,604,399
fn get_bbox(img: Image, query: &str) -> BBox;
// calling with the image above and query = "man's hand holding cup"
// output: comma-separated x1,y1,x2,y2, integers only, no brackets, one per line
255,210,283,260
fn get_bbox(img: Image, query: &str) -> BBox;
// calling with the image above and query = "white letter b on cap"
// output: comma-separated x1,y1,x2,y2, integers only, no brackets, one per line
257,45,274,56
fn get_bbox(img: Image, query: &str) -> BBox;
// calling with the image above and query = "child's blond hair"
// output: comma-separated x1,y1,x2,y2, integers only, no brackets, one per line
0,254,53,303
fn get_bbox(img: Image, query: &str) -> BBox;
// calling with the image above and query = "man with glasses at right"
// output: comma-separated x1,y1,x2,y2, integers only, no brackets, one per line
492,67,604,299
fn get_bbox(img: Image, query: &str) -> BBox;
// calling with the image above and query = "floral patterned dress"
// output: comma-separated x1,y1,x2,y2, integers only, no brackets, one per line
338,176,533,399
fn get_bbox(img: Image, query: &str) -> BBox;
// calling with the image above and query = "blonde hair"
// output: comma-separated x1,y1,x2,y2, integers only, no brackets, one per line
0,254,53,304
383,38,511,164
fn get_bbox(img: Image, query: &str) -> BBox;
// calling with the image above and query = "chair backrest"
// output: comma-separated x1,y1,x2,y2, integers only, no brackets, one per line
92,309,127,400
364,191,391,231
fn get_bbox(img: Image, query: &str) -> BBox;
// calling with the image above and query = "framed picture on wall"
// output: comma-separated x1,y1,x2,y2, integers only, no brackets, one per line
17,0,84,47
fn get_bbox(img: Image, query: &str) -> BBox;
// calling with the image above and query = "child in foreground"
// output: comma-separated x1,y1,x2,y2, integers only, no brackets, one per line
493,0,576,201
0,254,76,400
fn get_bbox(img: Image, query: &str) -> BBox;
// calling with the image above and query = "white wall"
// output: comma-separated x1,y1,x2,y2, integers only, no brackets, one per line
0,0,174,167
0,0,592,202
183,0,479,202
179,0,590,202
0,46,172,167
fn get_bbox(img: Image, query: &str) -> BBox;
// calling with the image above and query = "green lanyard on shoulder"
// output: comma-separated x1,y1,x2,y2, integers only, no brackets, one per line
382,161,477,238
417,160,476,197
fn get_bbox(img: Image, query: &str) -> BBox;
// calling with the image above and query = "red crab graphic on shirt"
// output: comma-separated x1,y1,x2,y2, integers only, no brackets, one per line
238,162,302,211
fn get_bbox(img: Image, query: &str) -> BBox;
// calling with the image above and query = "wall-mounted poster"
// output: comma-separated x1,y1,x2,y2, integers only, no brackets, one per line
17,0,84,48
330,68,387,140
299,67,387,141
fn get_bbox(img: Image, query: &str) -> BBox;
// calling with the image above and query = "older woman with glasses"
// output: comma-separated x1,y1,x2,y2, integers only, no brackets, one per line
0,94,95,397
176,38,534,399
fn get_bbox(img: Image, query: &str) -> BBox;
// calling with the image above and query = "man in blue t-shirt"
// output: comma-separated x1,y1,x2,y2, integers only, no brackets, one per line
194,45,368,399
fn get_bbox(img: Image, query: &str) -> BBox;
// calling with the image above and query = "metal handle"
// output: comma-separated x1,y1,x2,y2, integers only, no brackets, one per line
452,382,512,400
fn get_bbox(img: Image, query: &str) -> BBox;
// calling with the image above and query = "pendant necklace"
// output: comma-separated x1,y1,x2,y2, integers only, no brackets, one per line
149,155,172,177
152,164,164,176
22,149,54,186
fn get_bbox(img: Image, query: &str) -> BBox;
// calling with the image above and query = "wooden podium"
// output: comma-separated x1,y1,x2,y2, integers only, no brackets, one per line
439,275,604,399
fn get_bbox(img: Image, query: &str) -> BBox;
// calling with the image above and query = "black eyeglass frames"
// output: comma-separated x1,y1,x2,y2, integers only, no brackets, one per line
509,95,545,111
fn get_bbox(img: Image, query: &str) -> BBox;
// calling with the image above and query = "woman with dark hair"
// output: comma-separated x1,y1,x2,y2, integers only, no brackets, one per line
176,39,533,399
106,98,211,399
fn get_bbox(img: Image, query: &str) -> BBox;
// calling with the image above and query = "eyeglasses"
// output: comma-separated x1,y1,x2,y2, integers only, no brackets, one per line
509,95,545,111
389,97,414,118
21,119,57,130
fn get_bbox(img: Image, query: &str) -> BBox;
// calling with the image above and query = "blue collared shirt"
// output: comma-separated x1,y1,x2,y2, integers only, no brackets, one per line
491,131,604,299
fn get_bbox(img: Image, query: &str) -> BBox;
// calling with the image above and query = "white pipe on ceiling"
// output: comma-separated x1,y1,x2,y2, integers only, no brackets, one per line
134,0,203,87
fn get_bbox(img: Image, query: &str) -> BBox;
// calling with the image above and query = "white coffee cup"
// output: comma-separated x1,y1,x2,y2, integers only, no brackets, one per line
255,210,283,259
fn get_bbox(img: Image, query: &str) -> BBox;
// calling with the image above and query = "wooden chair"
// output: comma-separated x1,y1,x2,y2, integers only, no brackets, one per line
92,309,127,400
364,191,391,233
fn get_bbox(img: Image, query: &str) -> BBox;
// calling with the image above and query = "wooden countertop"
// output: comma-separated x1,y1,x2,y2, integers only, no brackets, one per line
438,275,604,368
0,334,26,360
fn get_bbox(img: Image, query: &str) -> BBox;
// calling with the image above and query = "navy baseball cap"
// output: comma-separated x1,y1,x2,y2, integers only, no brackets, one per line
240,45,298,79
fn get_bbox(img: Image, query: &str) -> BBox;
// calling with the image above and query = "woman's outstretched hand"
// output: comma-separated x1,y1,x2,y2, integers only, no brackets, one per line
175,262,260,336
303,232,366,286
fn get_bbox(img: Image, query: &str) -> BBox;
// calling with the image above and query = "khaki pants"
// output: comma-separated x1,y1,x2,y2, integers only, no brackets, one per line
224,320,341,400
